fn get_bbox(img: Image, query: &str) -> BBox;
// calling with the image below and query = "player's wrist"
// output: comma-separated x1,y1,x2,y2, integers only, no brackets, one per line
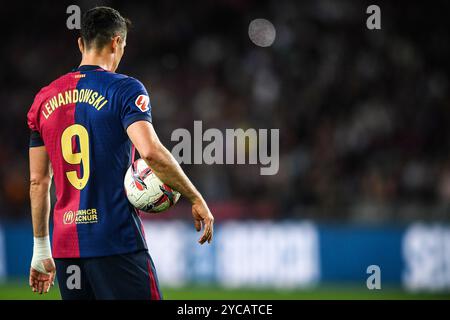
31,236,52,274
190,194,205,206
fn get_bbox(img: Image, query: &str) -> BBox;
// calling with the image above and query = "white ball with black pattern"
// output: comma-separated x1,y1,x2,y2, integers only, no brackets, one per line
124,158,181,213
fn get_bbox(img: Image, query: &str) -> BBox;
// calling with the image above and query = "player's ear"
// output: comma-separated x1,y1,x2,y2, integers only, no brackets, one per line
111,36,121,52
77,37,84,54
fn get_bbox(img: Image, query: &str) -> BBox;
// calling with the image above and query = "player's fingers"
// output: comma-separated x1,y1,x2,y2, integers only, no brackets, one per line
48,271,55,286
43,281,49,293
30,273,38,291
49,271,56,287
199,234,207,244
199,222,208,244
39,279,45,294
208,222,214,243
43,280,52,293
37,279,44,294
199,218,212,244
194,219,202,232
38,274,49,293
198,226,207,244
30,269,38,285
205,217,213,242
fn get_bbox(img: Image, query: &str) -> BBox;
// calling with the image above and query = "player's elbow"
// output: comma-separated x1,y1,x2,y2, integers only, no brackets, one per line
30,175,52,191
139,141,165,166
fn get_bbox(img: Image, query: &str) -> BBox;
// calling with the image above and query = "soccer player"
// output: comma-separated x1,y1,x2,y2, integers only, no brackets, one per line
27,6,214,300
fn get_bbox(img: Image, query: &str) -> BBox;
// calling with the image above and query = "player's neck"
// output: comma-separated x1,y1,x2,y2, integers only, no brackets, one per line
79,53,115,72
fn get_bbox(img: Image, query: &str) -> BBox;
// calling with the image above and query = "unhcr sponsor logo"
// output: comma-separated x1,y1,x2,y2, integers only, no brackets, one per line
63,209,98,225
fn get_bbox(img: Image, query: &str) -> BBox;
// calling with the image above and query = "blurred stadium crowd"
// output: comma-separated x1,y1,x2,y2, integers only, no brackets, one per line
0,0,449,223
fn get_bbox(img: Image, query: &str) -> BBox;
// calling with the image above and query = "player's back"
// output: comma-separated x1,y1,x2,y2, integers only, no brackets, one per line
27,65,152,258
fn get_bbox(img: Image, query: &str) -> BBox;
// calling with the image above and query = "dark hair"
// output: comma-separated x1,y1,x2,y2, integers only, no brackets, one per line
80,6,131,49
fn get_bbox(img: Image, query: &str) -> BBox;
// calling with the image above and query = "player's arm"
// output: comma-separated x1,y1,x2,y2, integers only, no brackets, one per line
127,121,214,244
29,146,56,293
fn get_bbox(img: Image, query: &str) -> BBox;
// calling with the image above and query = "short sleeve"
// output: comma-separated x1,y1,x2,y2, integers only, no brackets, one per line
29,130,44,147
27,92,42,133
27,90,45,147
118,78,152,129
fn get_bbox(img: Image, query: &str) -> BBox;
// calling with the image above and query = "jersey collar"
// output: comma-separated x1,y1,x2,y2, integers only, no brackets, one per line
72,65,106,72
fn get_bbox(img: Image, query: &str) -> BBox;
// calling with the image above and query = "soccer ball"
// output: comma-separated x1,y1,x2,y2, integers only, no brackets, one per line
124,158,181,213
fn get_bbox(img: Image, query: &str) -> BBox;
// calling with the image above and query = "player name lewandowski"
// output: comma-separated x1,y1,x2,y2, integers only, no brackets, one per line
42,87,109,119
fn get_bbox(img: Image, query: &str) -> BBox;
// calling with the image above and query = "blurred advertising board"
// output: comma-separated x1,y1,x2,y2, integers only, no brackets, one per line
0,221,449,292
143,221,319,288
402,224,450,291
0,227,5,281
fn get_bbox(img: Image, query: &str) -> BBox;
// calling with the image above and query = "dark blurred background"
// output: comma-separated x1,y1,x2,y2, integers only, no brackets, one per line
1,0,450,224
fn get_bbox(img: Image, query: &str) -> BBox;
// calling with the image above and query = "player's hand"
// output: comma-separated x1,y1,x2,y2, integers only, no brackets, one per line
29,258,56,294
192,198,214,244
